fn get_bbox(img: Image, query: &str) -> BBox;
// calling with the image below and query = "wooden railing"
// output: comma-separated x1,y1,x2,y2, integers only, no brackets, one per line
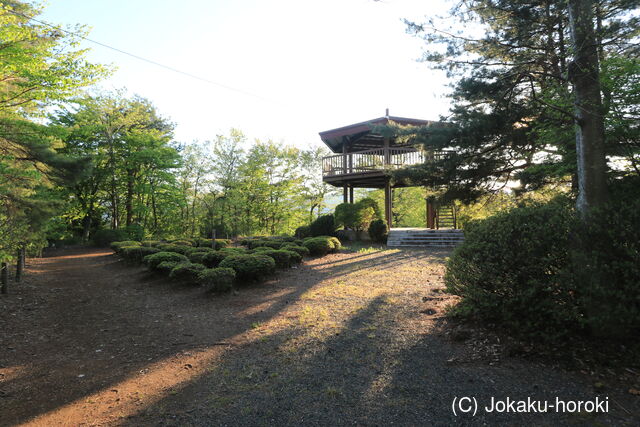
322,147,451,177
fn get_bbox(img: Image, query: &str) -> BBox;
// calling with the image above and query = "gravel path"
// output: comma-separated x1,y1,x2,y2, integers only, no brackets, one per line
0,247,638,426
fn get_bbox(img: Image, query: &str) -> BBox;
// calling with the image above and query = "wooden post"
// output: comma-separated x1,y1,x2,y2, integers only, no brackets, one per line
15,248,24,283
349,186,354,204
426,198,436,229
343,185,348,203
1,262,7,294
384,180,393,229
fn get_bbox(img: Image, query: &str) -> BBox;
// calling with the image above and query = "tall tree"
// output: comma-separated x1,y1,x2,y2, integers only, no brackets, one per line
397,0,639,204
567,0,609,215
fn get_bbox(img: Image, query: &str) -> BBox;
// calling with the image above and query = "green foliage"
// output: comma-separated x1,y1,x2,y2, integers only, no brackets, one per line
281,249,302,264
309,214,336,237
170,239,194,247
295,225,311,239
218,254,276,282
334,199,380,230
446,200,575,341
446,191,640,344
143,251,189,270
118,245,160,264
368,219,388,243
281,244,310,257
141,240,160,247
303,236,339,256
93,230,131,247
258,249,293,268
169,262,206,284
197,268,236,292
156,260,180,275
570,184,640,339
110,240,141,253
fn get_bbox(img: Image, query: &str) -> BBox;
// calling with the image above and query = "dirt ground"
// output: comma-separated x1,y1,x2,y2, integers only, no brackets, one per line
0,246,638,426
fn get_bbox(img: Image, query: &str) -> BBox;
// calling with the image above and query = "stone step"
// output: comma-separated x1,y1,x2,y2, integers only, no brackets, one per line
387,228,465,247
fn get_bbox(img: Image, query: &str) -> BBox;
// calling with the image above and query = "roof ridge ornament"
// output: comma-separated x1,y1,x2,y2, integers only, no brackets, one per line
385,108,389,119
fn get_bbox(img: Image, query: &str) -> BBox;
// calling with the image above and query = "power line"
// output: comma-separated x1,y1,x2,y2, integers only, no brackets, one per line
5,8,273,103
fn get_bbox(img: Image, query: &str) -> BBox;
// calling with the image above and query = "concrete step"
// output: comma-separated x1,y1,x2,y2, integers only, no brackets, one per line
387,228,465,248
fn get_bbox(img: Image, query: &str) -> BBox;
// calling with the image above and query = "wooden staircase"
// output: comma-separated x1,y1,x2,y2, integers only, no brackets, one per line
387,228,465,248
436,204,457,229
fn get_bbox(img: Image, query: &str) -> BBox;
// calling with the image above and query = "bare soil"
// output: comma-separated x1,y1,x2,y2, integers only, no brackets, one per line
0,247,638,426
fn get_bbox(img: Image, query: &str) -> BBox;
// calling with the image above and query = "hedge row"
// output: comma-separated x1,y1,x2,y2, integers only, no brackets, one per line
111,235,341,293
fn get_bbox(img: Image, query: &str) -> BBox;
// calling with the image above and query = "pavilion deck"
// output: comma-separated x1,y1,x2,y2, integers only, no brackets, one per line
322,147,450,188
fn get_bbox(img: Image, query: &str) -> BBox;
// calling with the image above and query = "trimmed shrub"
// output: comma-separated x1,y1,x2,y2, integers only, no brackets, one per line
144,251,189,270
170,239,193,247
141,240,160,247
197,268,236,292
303,237,333,256
251,246,272,252
445,199,576,342
219,254,276,281
281,244,310,257
156,260,180,274
120,246,161,263
328,237,341,252
111,240,141,253
195,251,232,268
93,229,130,247
368,219,388,243
309,214,336,237
186,247,215,257
218,247,247,255
169,262,206,284
281,249,302,264
258,249,293,268
293,239,304,246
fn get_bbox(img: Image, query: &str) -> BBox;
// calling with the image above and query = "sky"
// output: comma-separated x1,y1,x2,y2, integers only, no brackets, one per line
40,0,453,150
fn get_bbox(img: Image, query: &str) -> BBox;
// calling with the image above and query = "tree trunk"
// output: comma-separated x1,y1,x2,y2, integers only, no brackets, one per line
567,0,609,217
125,169,135,227
81,214,92,242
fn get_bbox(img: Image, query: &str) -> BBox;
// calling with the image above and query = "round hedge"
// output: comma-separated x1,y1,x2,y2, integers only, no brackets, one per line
111,240,141,253
144,251,189,270
156,260,181,274
258,249,293,268
197,267,236,292
119,246,161,263
303,237,334,256
169,262,206,284
281,244,310,257
219,254,276,281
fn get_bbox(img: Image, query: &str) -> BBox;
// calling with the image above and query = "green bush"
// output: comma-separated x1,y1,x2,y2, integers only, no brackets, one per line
281,249,302,264
169,262,206,284
303,237,333,256
186,247,215,256
334,202,358,228
281,244,310,257
294,226,310,239
110,240,141,253
119,246,161,263
219,254,276,281
258,249,293,268
570,197,640,339
144,251,189,270
197,268,236,292
93,229,130,247
125,224,145,241
368,219,388,243
218,247,247,255
309,214,336,237
445,199,577,342
247,239,268,249
156,260,180,274
155,244,191,255
170,239,194,247
141,240,160,247
192,251,231,268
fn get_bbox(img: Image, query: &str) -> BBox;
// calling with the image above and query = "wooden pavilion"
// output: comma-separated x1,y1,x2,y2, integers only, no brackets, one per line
319,111,453,230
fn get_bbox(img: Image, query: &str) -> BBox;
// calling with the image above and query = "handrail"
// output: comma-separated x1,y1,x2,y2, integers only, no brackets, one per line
322,147,452,177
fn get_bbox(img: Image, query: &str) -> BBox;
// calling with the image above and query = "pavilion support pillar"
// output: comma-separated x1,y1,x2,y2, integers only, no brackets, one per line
426,198,436,229
384,180,393,229
349,186,354,204
343,185,348,204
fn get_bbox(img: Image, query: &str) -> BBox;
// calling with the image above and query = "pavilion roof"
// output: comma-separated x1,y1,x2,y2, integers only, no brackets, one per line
319,115,438,153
